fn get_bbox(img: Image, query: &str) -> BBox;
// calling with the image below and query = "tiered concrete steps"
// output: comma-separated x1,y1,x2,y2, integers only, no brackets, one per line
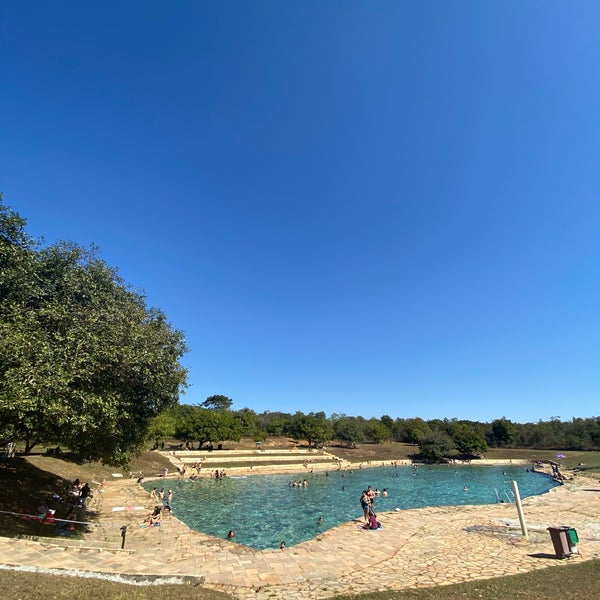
163,447,349,476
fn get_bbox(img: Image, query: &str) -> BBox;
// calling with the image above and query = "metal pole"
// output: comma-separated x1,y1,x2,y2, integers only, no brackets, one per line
120,525,127,549
511,480,528,539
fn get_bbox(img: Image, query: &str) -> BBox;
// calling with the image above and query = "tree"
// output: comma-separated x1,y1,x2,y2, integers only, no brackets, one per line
0,199,188,464
364,418,392,443
146,409,177,446
489,418,515,447
451,423,488,457
288,412,333,448
380,414,393,431
201,394,233,411
174,405,241,448
233,407,259,438
590,421,600,450
332,415,365,447
399,418,433,445
256,411,294,436
418,431,455,462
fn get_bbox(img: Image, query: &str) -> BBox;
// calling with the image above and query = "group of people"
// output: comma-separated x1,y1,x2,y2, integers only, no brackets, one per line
27,476,93,537
149,487,173,504
360,485,382,530
288,479,309,487
143,485,174,527
70,479,93,506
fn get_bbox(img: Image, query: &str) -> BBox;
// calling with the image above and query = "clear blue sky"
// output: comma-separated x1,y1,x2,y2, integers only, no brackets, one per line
2,2,599,424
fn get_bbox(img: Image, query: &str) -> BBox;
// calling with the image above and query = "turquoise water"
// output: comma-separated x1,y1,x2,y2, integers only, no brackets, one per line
144,465,557,550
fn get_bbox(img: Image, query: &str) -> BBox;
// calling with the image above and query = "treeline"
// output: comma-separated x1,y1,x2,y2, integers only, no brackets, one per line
149,402,600,462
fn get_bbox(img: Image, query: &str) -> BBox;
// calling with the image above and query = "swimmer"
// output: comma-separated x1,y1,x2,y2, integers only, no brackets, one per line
463,486,469,491
227,530,235,539
382,488,388,497
318,517,323,525
280,541,286,550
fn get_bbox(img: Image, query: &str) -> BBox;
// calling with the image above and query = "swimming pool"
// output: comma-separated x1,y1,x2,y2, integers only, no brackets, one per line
144,465,557,550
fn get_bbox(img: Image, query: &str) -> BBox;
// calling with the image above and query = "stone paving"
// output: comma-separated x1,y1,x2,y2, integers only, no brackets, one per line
1,468,599,599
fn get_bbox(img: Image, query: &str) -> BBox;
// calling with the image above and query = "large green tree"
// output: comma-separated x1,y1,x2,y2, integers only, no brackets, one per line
489,418,516,447
0,199,188,464
146,408,178,446
288,412,333,448
450,423,488,457
174,405,241,448
418,431,455,462
396,417,433,445
364,417,392,444
332,415,365,447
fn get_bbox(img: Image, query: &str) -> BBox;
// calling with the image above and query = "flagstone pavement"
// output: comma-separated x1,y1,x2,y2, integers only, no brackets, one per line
1,470,599,599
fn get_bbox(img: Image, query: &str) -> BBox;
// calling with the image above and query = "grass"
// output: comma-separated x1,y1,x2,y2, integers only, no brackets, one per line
1,440,599,599
1,559,599,600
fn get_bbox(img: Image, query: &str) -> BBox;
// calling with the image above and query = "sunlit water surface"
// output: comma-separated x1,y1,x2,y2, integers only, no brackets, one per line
143,465,557,550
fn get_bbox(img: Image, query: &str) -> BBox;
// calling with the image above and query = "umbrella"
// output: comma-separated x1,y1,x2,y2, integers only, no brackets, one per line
556,453,566,459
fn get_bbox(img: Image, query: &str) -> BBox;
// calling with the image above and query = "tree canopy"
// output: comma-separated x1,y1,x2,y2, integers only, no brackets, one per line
201,394,233,411
0,198,188,465
173,404,241,448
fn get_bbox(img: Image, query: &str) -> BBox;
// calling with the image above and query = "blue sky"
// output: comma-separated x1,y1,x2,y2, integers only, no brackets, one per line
1,2,599,423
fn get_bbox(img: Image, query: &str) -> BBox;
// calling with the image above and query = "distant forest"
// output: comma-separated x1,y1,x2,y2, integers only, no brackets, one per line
147,400,600,462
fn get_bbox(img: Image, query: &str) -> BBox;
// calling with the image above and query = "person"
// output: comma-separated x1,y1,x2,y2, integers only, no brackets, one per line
167,489,173,504
280,541,286,550
69,480,81,499
144,505,162,526
227,530,235,539
367,485,375,504
367,509,380,530
37,500,50,519
317,517,323,525
150,487,158,500
79,483,91,505
56,508,77,536
382,488,388,497
360,490,371,522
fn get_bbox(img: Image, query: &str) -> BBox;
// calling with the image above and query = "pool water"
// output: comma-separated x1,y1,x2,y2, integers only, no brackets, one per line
144,465,557,550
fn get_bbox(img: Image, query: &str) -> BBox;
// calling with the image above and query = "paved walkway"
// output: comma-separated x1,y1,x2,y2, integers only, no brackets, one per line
1,470,599,599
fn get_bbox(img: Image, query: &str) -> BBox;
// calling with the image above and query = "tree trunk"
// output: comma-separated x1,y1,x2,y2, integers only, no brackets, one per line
24,439,37,453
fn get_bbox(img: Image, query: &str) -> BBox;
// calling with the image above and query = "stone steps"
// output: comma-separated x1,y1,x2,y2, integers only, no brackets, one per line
161,448,348,476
